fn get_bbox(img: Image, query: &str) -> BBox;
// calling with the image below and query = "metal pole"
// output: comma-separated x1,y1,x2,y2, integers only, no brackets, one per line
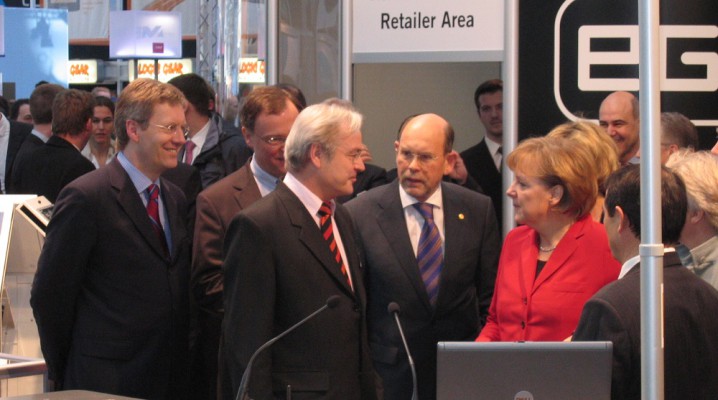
341,0,353,100
638,0,664,398
501,0,518,237
267,0,278,85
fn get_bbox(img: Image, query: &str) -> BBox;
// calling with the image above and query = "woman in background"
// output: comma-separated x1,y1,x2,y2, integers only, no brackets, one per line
477,135,620,342
82,96,116,168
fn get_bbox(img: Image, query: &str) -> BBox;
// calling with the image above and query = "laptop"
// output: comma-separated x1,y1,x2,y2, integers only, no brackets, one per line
436,341,612,400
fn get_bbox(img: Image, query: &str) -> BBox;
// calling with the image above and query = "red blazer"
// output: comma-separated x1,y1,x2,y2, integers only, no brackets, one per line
477,215,620,342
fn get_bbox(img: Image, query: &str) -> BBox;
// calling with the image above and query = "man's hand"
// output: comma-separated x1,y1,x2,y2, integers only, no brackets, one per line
446,150,468,185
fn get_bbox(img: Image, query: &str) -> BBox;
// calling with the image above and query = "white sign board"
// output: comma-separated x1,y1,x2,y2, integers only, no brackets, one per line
238,58,267,83
353,0,504,63
67,60,99,84
129,59,194,83
109,10,182,59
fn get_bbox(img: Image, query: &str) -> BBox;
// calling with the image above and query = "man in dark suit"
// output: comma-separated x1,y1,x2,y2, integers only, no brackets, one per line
192,86,299,400
12,89,96,203
221,99,378,400
169,73,252,189
346,113,500,400
573,165,718,400
7,83,64,194
460,79,504,234
30,79,192,399
0,112,32,193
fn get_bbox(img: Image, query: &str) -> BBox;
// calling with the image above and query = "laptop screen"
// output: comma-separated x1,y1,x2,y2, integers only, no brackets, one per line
437,341,612,400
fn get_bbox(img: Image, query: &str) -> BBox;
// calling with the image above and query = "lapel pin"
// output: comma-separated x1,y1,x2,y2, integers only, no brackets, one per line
458,213,465,220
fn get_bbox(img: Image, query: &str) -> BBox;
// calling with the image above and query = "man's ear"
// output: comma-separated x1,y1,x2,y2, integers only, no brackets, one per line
309,143,324,168
241,126,254,149
444,150,458,175
688,208,705,224
615,205,627,233
126,120,141,143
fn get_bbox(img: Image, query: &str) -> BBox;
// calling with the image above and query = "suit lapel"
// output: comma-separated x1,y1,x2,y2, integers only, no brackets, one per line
109,159,170,261
232,163,262,210
276,184,355,297
440,184,467,308
376,183,433,312
161,179,184,262
532,218,585,292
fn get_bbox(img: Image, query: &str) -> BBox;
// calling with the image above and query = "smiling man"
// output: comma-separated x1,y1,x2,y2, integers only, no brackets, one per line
599,91,640,165
346,113,500,400
31,79,193,399
221,99,378,400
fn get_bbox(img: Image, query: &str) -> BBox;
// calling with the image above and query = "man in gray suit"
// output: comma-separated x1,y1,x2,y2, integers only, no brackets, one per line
221,99,378,400
192,86,299,399
573,165,718,399
31,79,192,399
346,113,500,400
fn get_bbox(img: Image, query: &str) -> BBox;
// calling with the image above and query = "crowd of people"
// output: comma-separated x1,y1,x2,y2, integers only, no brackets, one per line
0,75,716,400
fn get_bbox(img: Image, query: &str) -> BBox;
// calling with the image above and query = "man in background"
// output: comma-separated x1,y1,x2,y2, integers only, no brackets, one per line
656,112,698,164
0,102,32,193
598,91,640,166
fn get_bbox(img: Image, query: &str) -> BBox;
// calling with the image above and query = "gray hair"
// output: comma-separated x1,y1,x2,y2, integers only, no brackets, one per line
284,98,362,173
666,149,718,231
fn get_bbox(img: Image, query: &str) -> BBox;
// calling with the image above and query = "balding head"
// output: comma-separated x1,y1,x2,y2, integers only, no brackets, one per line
599,91,640,165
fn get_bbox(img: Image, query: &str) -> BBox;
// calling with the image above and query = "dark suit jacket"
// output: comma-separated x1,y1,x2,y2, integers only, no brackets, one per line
7,132,45,194
178,113,252,189
461,139,503,234
478,216,620,342
12,135,95,203
162,163,202,237
4,120,32,191
345,181,500,400
221,183,378,400
30,158,191,399
573,252,718,400
191,161,261,400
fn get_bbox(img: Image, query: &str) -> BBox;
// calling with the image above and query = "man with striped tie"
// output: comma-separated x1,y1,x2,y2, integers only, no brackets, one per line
31,79,192,399
346,113,501,400
221,99,379,400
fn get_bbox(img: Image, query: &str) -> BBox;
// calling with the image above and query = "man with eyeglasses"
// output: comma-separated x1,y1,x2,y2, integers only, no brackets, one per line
11,89,96,203
221,99,379,400
168,73,252,189
31,79,192,399
192,86,299,400
345,113,500,400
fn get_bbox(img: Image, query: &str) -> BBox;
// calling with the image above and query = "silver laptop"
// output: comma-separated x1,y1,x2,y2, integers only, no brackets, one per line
437,341,612,400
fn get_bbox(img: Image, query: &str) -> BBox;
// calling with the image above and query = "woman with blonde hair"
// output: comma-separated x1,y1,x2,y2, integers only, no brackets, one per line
477,135,620,342
547,120,620,222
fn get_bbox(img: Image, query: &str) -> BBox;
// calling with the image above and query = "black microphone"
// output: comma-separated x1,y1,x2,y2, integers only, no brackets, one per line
235,295,342,400
388,302,418,400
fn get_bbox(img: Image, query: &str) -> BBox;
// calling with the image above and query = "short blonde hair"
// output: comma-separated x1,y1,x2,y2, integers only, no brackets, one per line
666,149,718,231
507,135,598,219
547,120,619,195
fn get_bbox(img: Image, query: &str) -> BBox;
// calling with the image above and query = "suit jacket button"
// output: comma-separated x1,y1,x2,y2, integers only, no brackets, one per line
521,321,526,329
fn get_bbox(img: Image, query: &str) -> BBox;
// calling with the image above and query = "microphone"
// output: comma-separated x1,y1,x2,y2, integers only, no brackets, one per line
235,295,342,400
388,302,418,400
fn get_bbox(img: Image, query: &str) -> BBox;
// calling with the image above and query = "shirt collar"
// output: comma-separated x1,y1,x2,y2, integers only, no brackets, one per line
283,172,328,219
398,182,443,211
31,128,50,143
117,151,160,194
485,137,502,157
618,247,676,279
189,119,211,151
250,156,282,196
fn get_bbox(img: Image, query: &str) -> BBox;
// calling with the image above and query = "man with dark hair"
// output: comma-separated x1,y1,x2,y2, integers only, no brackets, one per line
346,113,499,400
168,73,251,188
657,112,698,164
31,79,192,399
0,98,32,194
192,86,299,400
460,79,504,234
8,83,65,193
12,89,96,202
573,164,718,400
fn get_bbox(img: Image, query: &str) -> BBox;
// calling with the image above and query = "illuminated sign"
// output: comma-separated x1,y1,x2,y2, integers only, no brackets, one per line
67,60,99,84
130,59,194,83
238,58,266,83
110,10,182,59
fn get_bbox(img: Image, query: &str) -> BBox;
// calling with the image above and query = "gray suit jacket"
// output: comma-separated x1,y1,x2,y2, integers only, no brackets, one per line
221,183,378,400
345,181,500,400
30,158,191,399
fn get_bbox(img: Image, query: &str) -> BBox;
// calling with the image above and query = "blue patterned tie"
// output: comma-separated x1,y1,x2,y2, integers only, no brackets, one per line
414,203,443,306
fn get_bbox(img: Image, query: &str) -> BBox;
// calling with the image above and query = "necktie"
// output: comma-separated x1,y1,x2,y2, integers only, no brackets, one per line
496,146,503,171
318,201,352,290
184,140,196,165
146,184,169,256
414,203,443,306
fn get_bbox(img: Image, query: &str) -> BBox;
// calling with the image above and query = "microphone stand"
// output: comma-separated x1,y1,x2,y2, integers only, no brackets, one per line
388,302,418,400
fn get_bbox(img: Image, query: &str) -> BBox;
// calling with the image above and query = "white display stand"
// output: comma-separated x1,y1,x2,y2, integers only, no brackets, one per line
0,195,48,397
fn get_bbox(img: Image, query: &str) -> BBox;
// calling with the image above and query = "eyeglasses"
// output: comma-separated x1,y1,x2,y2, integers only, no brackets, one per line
397,149,439,165
260,136,287,146
152,123,190,138
92,117,113,125
346,150,364,163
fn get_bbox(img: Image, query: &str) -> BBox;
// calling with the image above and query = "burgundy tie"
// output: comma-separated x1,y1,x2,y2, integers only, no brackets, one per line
184,140,196,165
318,201,352,290
146,184,168,256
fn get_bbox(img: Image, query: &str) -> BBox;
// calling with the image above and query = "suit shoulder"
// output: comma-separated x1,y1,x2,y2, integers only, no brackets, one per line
344,182,394,213
460,141,484,159
443,181,492,204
